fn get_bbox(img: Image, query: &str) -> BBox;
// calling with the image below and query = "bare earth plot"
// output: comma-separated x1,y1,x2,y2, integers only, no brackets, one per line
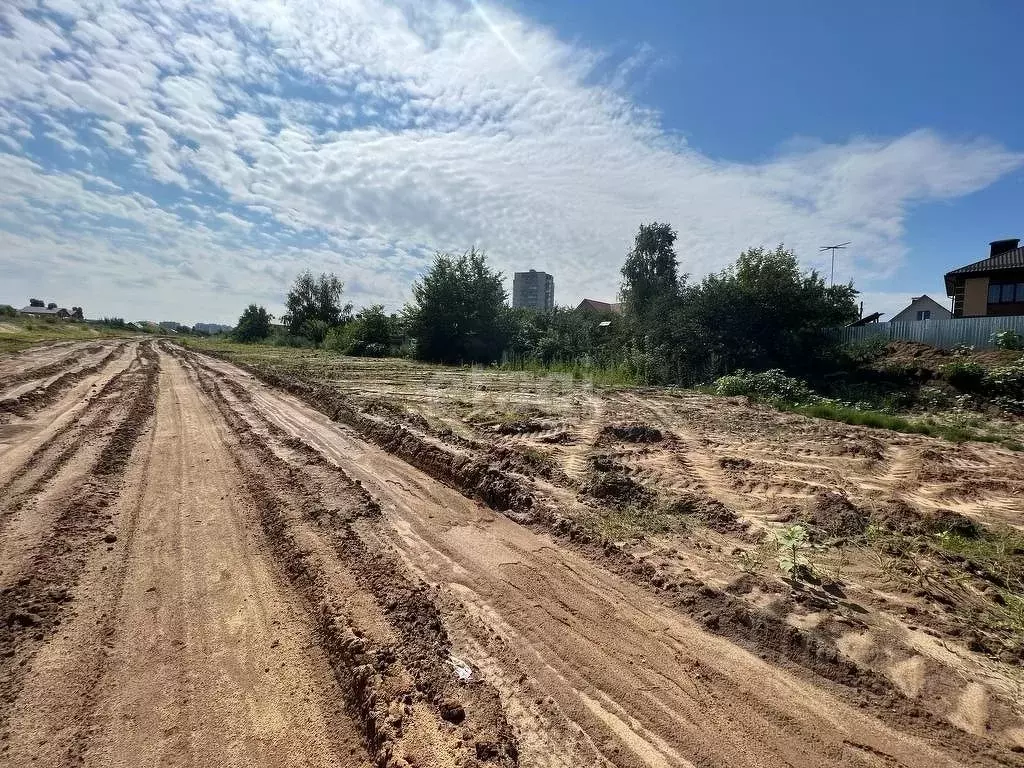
0,340,1021,767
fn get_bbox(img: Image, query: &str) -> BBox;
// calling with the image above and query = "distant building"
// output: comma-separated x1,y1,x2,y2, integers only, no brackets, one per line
19,305,69,319
512,270,554,311
891,295,951,323
193,322,233,335
575,299,623,314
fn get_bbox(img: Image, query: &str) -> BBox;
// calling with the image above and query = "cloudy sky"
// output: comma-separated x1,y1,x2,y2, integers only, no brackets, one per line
1,0,1022,324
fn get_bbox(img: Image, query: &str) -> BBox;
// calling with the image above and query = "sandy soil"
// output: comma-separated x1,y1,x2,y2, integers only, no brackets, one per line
0,341,1019,767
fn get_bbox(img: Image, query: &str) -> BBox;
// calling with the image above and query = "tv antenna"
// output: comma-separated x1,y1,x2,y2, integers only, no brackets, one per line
819,242,850,286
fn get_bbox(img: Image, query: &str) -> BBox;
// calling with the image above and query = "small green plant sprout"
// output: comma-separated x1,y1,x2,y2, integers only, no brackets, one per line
775,524,816,580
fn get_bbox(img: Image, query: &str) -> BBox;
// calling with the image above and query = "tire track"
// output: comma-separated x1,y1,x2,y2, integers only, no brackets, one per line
0,342,158,743
175,347,517,767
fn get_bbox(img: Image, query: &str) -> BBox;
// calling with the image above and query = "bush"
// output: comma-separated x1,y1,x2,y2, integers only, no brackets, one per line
991,329,1024,350
940,359,985,392
985,356,1024,399
0,305,16,318
841,336,888,365
713,369,814,403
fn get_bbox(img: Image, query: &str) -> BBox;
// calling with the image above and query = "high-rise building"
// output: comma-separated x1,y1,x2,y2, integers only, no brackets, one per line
512,270,555,310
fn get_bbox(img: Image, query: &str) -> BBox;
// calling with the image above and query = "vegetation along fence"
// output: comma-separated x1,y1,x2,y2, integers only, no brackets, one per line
832,315,1024,350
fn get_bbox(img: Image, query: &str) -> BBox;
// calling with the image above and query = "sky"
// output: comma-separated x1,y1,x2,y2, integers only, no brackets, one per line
1,0,1022,325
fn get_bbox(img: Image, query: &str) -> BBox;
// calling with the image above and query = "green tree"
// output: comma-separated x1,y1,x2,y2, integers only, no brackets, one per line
233,304,273,343
620,222,684,321
683,245,858,376
325,304,399,356
406,249,510,364
282,271,352,343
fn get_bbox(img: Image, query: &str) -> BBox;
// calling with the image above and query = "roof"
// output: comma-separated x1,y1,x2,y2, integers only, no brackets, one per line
944,246,1024,295
19,306,65,315
576,299,623,314
847,312,884,327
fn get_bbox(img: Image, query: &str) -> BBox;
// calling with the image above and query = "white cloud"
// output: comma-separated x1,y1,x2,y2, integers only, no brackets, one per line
0,0,1020,325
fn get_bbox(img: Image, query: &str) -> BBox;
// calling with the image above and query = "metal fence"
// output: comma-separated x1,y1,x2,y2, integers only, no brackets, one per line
831,315,1024,350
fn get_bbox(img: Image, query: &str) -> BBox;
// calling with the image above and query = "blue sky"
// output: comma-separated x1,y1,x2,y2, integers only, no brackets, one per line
0,0,1022,323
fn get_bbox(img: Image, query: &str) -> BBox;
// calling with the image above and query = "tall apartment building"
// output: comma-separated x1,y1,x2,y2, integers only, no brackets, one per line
512,270,555,311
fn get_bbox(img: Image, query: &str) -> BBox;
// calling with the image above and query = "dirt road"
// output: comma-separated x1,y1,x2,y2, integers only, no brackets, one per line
0,340,1016,767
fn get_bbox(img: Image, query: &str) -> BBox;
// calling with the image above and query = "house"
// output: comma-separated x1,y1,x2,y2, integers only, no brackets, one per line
575,299,623,314
945,238,1024,318
891,295,951,323
19,305,69,319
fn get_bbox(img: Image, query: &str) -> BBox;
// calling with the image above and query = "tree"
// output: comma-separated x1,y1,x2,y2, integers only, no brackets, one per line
233,304,273,343
682,245,858,376
406,249,511,364
620,222,684,320
324,305,400,356
70,307,84,320
282,271,352,342
29,298,44,308
47,302,58,310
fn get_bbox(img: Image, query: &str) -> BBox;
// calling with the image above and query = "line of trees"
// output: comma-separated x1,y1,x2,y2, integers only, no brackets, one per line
233,222,859,384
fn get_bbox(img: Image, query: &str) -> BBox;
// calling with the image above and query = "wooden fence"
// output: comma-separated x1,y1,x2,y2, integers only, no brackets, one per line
831,315,1024,350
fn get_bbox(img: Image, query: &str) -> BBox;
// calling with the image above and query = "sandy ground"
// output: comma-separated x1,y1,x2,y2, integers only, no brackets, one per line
0,340,1019,767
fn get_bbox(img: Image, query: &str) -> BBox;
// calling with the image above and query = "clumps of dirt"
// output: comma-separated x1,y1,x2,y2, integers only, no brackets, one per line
718,456,753,471
664,492,746,533
364,399,432,432
491,419,547,435
580,455,654,507
868,498,925,534
926,508,981,538
801,491,868,538
538,430,574,444
599,423,663,443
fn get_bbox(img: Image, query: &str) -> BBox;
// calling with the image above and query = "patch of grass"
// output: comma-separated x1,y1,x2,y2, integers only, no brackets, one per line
499,357,640,387
0,318,135,355
778,400,1022,449
585,503,682,541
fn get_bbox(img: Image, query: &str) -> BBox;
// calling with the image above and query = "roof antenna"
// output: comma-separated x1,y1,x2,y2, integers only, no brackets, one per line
819,242,850,286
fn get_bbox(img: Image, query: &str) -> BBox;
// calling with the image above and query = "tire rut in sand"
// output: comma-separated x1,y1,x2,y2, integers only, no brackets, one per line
0,342,159,746
0,342,129,423
175,347,518,767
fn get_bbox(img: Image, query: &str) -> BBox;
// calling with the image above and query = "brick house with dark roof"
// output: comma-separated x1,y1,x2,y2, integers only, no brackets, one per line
945,238,1024,318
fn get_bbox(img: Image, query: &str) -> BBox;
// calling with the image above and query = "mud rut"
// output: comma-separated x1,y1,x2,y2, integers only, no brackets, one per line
0,340,1014,768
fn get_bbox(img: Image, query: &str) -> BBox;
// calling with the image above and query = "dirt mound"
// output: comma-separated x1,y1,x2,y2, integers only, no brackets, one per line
600,422,663,443
926,508,981,538
666,493,746,533
492,419,547,435
581,471,653,507
718,456,753,471
801,492,869,538
869,499,925,534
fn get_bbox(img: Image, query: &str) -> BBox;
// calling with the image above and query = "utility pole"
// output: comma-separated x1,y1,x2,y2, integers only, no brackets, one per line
819,242,850,286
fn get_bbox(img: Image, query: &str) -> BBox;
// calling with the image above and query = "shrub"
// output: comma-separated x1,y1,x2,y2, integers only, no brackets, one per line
0,305,16,318
991,329,1024,350
985,356,1024,399
841,336,888,365
939,359,985,392
951,343,975,356
713,369,813,403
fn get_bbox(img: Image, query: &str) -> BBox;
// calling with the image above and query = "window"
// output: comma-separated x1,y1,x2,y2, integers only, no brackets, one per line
989,281,1024,304
916,310,931,321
